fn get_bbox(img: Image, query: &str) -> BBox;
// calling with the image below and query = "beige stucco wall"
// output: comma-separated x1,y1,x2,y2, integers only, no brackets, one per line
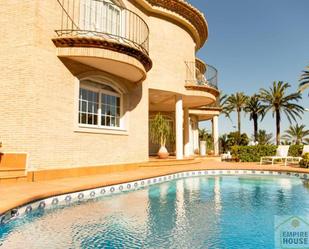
146,16,196,94
0,0,215,171
0,0,149,170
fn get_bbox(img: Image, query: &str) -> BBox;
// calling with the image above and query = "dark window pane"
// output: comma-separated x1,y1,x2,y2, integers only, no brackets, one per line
94,115,98,125
81,113,87,124
87,90,92,101
101,116,106,126
88,102,93,113
88,114,93,125
94,92,99,102
117,97,120,107
82,101,87,112
101,104,106,115
102,94,107,104
111,96,115,106
106,116,111,126
111,106,116,116
80,89,87,100
117,107,120,116
116,117,120,127
107,105,111,115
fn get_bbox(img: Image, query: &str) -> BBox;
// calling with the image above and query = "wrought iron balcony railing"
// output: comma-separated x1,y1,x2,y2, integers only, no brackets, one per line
185,61,218,89
55,0,149,55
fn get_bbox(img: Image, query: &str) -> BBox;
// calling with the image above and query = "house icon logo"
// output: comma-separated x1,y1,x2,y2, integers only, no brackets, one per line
275,216,309,249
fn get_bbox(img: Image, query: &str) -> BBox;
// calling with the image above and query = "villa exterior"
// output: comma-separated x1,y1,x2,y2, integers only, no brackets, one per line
0,0,220,173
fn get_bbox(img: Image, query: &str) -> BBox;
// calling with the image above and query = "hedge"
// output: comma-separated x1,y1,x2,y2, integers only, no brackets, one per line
288,145,304,157
231,145,304,162
300,153,309,168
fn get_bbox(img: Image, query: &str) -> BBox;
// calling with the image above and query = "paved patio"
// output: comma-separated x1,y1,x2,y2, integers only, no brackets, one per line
0,161,308,215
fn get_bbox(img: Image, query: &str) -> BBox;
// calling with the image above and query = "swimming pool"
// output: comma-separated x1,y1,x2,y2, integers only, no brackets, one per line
1,172,309,248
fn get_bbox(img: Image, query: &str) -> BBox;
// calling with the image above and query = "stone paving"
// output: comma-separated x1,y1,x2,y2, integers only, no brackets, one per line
0,161,308,214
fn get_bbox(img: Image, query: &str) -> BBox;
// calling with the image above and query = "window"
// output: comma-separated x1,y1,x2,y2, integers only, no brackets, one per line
79,80,121,128
79,0,121,37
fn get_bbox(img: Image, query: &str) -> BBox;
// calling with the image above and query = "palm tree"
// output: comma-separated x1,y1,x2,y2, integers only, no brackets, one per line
219,93,230,117
225,92,248,133
219,134,228,153
254,130,273,145
299,65,309,95
259,81,304,145
244,94,266,142
282,124,309,145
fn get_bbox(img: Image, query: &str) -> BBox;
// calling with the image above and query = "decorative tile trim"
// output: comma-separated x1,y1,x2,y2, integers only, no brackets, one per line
0,170,308,225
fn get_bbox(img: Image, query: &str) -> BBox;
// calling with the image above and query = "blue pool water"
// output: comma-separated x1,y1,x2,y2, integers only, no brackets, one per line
1,175,309,249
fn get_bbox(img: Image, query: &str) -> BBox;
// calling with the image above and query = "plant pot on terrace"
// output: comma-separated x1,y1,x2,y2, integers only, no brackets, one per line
150,113,175,159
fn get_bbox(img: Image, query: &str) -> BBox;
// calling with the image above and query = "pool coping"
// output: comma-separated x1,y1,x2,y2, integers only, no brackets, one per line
1,162,309,225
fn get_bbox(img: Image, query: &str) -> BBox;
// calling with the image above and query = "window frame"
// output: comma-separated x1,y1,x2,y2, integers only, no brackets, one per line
78,80,124,131
79,0,123,38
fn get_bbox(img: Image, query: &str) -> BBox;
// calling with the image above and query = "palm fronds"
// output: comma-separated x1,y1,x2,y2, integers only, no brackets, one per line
259,81,304,145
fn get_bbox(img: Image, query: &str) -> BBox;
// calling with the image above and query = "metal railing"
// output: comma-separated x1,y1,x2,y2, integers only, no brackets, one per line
55,0,149,55
185,61,218,89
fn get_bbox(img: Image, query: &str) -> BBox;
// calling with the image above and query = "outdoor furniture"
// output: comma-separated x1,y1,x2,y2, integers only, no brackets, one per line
221,151,232,161
285,145,309,165
260,145,290,166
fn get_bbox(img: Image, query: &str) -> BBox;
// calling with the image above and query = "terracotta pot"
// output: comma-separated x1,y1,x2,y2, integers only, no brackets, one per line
208,150,214,156
158,145,169,159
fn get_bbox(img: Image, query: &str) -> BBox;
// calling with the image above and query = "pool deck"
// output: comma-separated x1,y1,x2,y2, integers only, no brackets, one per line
1,161,309,215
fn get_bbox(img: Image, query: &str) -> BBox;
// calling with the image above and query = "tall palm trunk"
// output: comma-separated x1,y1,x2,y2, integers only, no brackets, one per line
237,109,241,133
275,109,280,145
253,114,258,142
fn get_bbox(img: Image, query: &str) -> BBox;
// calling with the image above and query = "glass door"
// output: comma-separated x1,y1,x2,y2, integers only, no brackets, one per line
79,0,121,37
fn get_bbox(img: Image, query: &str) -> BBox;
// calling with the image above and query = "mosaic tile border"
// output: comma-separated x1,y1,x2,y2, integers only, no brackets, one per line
1,170,308,225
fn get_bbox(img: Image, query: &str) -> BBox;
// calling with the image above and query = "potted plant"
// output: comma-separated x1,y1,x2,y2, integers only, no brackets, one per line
150,113,174,159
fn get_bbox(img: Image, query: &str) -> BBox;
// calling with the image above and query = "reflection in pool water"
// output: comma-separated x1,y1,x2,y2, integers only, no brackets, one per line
1,176,309,249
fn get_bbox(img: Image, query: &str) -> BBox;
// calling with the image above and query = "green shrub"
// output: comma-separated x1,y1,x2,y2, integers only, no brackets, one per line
226,132,249,150
300,153,309,168
288,145,303,157
230,144,305,162
231,145,277,162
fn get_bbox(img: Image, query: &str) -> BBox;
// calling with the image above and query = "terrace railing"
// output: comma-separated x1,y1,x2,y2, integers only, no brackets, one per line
185,61,218,89
55,0,150,55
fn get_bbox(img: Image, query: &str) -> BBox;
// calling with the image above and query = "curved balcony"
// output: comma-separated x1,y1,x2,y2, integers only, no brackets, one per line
52,0,152,82
185,61,219,97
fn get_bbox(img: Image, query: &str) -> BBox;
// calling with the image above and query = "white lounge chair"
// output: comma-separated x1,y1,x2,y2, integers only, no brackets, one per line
285,145,309,165
221,151,232,161
260,145,290,166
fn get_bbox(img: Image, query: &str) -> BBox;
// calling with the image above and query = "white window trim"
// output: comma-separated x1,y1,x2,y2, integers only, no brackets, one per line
74,78,128,135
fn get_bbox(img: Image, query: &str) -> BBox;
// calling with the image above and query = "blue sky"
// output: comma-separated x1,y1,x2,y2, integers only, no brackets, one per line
189,0,309,139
